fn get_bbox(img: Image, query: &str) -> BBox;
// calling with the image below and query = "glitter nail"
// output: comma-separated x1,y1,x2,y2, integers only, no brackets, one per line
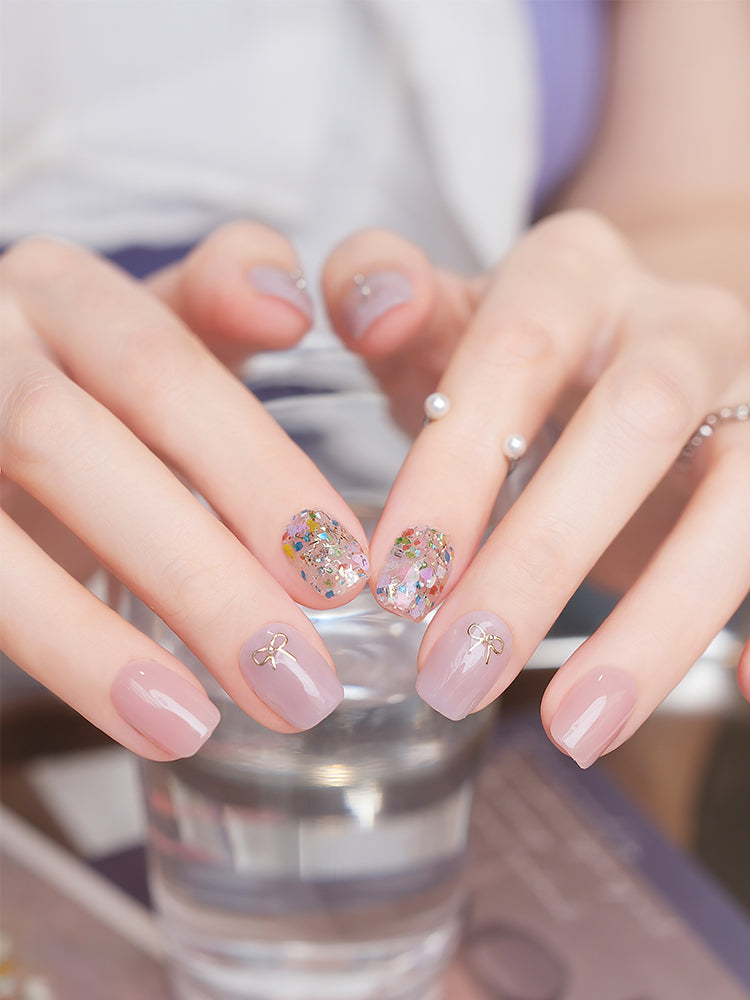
282,509,369,599
375,525,453,622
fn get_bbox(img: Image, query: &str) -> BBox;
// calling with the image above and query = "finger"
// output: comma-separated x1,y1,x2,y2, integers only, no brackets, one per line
146,221,314,364
0,512,219,760
1,238,369,612
1,479,99,583
322,227,486,430
0,350,348,732
414,282,748,723
370,212,634,622
541,431,750,768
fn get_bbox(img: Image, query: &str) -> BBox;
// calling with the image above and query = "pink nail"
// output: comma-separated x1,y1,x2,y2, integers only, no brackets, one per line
417,612,512,720
342,270,413,339
550,668,637,769
111,660,220,758
248,265,314,322
240,622,344,730
282,509,369,599
375,525,453,622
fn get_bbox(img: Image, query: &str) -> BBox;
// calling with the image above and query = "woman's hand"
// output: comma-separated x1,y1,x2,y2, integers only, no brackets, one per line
322,210,750,767
1,223,371,759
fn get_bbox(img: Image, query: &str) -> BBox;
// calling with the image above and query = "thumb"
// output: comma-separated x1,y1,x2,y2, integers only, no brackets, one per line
147,221,314,365
322,228,489,430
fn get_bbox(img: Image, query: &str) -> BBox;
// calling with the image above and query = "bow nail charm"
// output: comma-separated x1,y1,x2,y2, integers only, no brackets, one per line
252,632,297,670
467,623,505,665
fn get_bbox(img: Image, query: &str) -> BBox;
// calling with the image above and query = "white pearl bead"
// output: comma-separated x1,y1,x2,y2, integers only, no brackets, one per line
424,392,451,421
503,433,527,461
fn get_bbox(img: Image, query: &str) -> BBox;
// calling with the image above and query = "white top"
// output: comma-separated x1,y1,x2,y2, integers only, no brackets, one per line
0,0,538,275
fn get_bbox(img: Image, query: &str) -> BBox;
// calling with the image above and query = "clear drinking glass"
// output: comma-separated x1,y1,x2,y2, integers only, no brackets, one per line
129,390,497,1000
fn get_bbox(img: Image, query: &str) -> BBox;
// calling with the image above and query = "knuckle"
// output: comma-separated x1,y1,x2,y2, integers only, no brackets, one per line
529,210,628,274
0,236,86,287
495,317,561,371
0,359,71,465
609,353,695,445
689,284,749,361
116,318,205,408
503,519,571,594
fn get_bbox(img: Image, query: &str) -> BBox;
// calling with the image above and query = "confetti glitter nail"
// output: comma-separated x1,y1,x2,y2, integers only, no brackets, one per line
375,525,453,622
282,509,369,599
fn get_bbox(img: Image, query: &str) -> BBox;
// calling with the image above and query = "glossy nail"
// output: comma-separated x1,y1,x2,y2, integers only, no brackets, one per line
342,270,413,339
248,265,314,322
282,509,369,599
375,524,453,622
416,612,512,720
111,660,220,758
550,668,637,769
240,622,344,729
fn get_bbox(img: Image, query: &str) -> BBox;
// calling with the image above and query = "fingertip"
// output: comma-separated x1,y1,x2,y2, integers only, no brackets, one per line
322,228,436,359
174,222,314,356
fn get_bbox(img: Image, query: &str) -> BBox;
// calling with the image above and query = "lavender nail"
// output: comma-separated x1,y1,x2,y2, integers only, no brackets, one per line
549,668,637,769
240,622,344,729
248,265,314,322
342,270,413,339
282,509,369,599
375,524,452,622
416,612,512,720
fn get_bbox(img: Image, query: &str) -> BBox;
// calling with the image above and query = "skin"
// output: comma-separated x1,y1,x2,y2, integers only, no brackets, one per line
2,1,749,763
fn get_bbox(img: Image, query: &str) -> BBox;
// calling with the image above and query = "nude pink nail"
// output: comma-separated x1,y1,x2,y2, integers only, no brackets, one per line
342,270,413,340
111,660,220,758
248,265,314,321
550,668,637,769
416,612,512,720
240,622,344,730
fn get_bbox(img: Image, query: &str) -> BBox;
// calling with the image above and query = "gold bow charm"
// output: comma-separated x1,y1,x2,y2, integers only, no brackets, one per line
252,632,296,670
467,623,505,665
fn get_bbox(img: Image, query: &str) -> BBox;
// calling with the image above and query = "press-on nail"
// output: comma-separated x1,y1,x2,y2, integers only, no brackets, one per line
416,611,512,720
550,668,637,769
282,509,369,599
375,524,453,622
248,265,314,321
111,660,220,758
240,623,343,729
342,270,413,339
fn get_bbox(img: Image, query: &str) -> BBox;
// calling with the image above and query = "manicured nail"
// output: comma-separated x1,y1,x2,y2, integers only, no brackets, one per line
342,270,413,339
550,668,637,769
416,612,512,720
375,524,453,622
248,265,314,322
282,509,369,599
111,660,220,758
240,622,344,729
